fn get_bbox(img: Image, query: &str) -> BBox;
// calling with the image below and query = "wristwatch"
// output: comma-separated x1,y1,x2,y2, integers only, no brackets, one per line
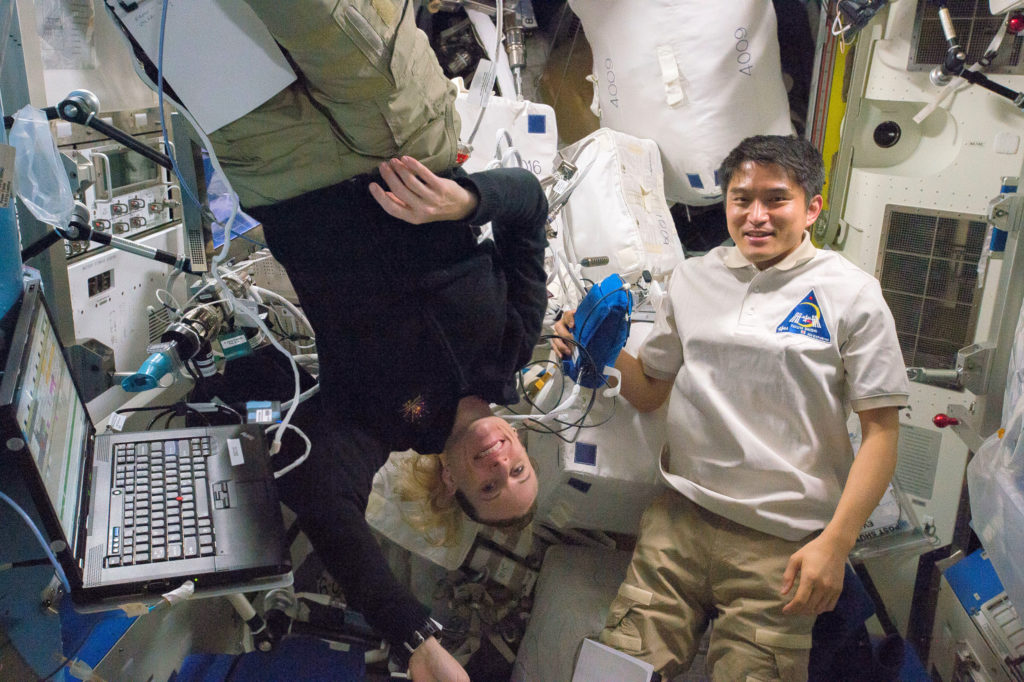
404,617,443,654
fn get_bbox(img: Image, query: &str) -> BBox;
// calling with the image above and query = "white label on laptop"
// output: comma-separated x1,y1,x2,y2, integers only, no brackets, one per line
227,438,245,466
108,412,127,432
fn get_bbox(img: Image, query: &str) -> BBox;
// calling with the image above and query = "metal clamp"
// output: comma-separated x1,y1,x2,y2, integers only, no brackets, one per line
956,342,995,395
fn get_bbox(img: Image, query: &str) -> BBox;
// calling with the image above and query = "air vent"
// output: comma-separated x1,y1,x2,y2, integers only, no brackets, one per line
878,206,987,370
185,220,208,273
148,305,172,344
910,0,1024,74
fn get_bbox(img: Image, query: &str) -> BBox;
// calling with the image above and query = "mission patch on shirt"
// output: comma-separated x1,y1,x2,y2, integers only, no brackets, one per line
776,289,831,343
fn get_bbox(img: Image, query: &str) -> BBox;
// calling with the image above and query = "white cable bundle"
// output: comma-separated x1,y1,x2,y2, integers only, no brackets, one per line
569,0,793,205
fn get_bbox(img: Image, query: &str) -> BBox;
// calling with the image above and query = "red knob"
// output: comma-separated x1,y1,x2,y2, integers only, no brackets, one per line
933,413,959,428
1009,14,1024,35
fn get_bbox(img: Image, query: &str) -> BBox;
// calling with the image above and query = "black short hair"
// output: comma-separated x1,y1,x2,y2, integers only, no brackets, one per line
454,489,536,531
718,135,825,206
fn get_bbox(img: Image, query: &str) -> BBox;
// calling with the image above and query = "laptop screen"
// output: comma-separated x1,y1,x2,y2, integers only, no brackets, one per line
11,297,90,544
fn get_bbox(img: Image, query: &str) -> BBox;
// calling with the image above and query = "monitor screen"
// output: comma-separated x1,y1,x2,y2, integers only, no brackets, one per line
12,299,90,543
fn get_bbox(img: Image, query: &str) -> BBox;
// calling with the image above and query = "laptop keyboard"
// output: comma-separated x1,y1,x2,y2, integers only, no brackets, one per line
105,437,216,567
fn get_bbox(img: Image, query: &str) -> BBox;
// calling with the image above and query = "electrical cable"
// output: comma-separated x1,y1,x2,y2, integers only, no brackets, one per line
232,232,268,249
182,357,201,383
155,288,183,316
280,384,320,412
251,286,315,345
0,491,71,594
147,409,175,430
38,618,103,682
216,404,245,424
502,333,608,437
266,421,311,479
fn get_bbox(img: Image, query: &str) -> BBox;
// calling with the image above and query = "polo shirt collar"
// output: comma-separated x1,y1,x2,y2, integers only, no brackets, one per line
723,231,817,272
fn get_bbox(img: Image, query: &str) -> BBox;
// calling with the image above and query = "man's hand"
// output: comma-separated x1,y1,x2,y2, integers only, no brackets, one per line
407,636,469,682
551,310,576,358
369,156,479,225
780,533,848,616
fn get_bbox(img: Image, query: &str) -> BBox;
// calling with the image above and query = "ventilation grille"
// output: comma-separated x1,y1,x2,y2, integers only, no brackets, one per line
185,220,209,273
148,306,172,344
878,206,986,370
910,0,1024,74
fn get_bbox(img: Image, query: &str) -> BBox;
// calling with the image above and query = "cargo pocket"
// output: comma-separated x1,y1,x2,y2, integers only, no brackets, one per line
754,628,812,682
599,583,654,655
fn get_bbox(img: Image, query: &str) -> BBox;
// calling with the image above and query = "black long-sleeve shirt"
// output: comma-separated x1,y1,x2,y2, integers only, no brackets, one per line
251,166,548,651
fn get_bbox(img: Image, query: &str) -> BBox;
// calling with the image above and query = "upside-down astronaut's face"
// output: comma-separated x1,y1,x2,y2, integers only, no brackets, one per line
442,416,537,523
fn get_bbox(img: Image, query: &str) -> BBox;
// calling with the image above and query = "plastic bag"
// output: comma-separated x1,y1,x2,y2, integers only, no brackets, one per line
1005,295,1024,430
9,105,73,228
967,397,1024,618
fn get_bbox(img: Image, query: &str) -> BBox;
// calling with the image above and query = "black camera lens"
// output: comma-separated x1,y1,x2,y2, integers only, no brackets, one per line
873,121,902,148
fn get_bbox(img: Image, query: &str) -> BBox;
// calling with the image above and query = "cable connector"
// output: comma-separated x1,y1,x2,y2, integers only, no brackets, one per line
66,658,97,681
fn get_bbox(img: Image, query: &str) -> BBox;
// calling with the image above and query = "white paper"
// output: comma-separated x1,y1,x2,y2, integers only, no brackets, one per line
111,0,295,133
37,0,97,70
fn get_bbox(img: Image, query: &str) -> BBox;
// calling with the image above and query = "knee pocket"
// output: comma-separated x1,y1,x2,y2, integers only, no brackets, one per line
600,584,655,654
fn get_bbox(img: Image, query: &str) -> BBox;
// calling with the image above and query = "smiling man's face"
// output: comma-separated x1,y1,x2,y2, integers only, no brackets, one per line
441,416,537,523
725,160,822,270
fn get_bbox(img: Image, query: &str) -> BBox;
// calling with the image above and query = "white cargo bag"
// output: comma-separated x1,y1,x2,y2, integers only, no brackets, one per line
454,85,559,178
558,128,684,284
532,321,669,534
569,0,793,205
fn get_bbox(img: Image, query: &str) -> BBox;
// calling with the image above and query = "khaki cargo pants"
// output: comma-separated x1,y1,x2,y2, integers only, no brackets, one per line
209,0,459,207
599,492,817,682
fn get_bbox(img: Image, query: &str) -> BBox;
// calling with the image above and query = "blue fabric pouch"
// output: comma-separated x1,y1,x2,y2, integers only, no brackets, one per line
562,274,631,389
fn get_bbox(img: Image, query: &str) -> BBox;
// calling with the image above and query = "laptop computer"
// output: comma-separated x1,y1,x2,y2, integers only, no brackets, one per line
0,283,290,607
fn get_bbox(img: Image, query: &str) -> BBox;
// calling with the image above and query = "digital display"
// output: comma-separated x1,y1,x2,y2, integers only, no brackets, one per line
103,146,160,194
13,303,90,543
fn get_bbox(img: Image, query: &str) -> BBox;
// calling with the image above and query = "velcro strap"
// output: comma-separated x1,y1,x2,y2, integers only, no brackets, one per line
616,246,642,275
657,45,685,107
755,628,813,650
619,583,654,606
586,74,602,118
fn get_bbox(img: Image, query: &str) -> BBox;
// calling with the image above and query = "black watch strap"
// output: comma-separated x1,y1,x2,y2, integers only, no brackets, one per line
404,617,443,654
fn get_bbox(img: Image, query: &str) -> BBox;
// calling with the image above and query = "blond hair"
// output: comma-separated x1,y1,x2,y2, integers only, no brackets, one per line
395,453,465,547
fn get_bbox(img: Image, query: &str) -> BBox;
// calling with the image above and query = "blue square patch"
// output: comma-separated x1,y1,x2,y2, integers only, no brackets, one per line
527,114,547,134
573,442,597,466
